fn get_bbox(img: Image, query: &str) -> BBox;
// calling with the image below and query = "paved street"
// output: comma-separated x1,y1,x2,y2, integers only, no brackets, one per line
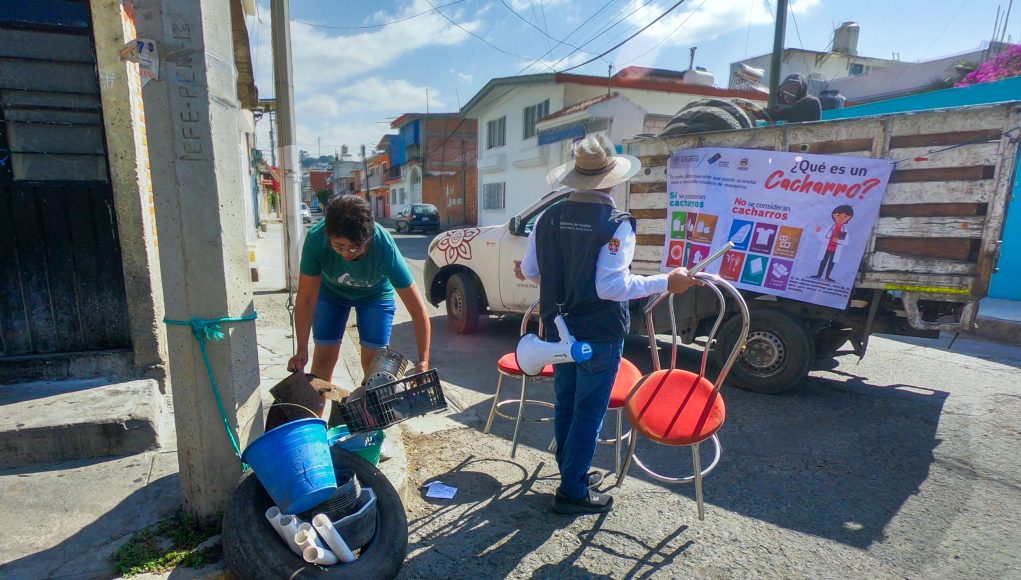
378,228,1021,579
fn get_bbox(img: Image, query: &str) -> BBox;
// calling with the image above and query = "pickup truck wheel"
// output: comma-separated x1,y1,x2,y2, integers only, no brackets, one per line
446,272,480,334
716,310,813,394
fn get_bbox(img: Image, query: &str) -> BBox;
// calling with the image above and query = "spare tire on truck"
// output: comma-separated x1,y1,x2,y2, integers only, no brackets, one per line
223,447,408,580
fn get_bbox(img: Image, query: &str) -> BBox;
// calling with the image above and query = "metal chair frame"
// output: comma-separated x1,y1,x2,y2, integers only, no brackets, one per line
483,299,555,459
615,272,750,520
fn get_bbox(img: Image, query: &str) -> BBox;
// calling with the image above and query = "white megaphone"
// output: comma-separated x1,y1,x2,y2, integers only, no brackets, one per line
515,315,593,376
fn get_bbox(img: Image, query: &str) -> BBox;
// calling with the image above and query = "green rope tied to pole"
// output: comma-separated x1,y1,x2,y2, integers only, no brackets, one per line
164,312,258,469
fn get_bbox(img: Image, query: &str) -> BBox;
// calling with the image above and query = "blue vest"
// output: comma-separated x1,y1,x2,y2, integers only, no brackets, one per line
535,192,635,342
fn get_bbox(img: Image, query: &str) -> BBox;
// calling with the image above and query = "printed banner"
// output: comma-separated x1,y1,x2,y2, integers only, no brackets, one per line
661,147,893,309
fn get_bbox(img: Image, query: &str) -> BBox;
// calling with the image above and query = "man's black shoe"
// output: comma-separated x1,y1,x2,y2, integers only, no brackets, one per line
552,489,614,514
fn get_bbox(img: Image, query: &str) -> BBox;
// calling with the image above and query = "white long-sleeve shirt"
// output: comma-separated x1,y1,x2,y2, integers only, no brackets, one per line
520,194,668,302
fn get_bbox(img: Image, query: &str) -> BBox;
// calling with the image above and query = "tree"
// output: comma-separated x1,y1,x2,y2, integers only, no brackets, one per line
956,45,1021,87
316,188,333,210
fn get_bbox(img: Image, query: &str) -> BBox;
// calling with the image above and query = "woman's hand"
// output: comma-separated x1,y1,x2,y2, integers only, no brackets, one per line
287,350,308,373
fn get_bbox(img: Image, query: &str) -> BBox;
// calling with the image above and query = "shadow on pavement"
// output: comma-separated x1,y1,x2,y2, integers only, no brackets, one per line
401,455,690,579
0,472,180,578
390,314,949,551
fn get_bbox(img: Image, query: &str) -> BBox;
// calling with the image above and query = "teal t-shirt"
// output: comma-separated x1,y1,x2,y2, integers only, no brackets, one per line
300,221,414,304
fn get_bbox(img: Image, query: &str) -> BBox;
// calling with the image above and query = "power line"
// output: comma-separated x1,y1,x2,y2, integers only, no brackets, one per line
546,0,658,73
514,0,623,74
922,1,970,59
421,0,534,61
618,0,708,67
292,0,466,30
497,0,599,56
558,0,690,73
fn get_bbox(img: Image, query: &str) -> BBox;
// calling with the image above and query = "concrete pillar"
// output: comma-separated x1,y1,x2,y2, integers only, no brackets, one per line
134,0,263,516
88,0,169,385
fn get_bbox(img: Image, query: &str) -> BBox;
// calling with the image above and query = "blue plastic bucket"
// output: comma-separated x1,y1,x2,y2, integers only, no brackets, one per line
241,418,337,514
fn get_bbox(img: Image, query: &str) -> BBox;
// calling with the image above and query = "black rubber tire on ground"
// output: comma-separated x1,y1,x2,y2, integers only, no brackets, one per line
222,447,408,580
715,310,814,394
445,272,480,334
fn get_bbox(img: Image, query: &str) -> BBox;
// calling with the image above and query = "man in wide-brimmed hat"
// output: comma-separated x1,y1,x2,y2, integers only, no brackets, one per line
517,135,699,514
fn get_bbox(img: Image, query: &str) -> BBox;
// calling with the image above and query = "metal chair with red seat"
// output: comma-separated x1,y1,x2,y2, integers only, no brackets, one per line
616,272,750,520
599,357,642,478
483,299,556,458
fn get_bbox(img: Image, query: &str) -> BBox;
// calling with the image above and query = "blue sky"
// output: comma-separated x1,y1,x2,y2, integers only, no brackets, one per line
247,0,1017,161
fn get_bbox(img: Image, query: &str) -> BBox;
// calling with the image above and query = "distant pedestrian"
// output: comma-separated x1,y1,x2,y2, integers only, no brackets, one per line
518,135,699,514
287,195,431,392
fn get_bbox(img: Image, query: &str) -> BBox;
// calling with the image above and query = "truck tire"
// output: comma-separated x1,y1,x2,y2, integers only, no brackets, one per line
446,272,480,334
222,448,408,580
715,310,814,394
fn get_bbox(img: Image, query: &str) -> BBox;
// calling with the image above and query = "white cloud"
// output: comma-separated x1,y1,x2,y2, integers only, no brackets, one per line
612,0,821,69
335,77,444,112
249,0,482,93
452,69,473,83
508,0,567,11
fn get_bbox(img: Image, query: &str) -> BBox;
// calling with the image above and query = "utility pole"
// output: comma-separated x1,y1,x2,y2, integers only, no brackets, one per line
361,144,370,200
272,0,302,289
460,136,467,225
767,0,789,110
134,0,262,516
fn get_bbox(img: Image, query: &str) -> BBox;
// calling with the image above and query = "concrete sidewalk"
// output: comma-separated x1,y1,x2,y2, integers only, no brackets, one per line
977,297,1021,345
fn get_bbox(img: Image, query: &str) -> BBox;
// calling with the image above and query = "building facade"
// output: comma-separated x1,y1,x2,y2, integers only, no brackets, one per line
389,114,478,226
462,67,766,226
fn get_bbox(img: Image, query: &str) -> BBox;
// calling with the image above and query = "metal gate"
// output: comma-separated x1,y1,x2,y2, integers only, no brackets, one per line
0,2,131,359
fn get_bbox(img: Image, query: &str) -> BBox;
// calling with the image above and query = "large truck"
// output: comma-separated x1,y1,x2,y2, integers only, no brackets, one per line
424,102,1021,393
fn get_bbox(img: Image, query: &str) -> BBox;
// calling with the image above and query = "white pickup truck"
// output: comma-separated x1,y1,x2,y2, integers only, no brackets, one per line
424,102,1020,393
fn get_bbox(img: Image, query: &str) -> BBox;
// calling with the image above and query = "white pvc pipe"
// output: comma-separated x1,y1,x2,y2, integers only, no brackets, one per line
303,545,339,565
312,513,356,563
295,522,326,550
265,508,303,556
278,515,304,556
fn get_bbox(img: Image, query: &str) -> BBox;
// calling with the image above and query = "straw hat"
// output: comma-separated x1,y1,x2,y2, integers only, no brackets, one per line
547,134,641,190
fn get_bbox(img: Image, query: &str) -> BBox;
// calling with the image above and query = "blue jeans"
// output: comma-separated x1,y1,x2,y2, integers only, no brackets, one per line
553,338,624,499
312,293,396,350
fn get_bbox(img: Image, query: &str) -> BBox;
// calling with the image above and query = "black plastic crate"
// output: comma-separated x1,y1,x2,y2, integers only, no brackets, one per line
336,369,447,433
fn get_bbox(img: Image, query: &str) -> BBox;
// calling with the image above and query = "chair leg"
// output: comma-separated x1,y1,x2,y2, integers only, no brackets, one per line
615,425,640,488
692,442,704,521
483,373,506,434
548,437,556,453
614,409,623,477
510,374,528,459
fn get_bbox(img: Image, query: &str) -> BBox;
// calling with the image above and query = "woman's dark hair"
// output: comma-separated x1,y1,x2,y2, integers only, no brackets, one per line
832,204,854,220
325,195,374,245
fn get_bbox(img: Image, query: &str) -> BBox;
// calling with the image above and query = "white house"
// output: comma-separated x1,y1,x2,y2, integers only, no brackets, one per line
461,67,766,226
729,22,901,95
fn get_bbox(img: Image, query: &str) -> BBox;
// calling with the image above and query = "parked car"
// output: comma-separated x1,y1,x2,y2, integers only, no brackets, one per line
300,202,311,224
395,203,440,234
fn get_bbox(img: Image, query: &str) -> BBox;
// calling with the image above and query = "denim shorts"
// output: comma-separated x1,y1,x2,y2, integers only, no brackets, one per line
312,293,396,350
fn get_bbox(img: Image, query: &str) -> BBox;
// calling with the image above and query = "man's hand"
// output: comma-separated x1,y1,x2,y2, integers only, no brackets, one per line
667,267,700,294
513,260,526,281
287,350,308,373
413,360,430,374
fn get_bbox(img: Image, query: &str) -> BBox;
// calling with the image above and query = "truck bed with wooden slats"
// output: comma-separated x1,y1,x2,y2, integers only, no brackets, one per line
625,103,1020,330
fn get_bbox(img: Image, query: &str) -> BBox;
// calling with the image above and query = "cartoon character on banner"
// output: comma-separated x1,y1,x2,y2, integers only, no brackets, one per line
812,205,854,282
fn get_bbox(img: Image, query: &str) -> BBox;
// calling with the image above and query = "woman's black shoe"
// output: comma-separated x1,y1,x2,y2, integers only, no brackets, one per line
552,489,614,514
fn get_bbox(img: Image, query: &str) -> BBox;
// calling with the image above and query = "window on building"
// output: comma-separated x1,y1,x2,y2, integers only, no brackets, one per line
849,63,865,75
486,116,506,150
482,182,506,211
522,99,550,140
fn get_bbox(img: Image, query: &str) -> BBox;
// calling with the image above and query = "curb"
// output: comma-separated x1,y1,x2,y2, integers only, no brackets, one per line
974,315,1021,346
